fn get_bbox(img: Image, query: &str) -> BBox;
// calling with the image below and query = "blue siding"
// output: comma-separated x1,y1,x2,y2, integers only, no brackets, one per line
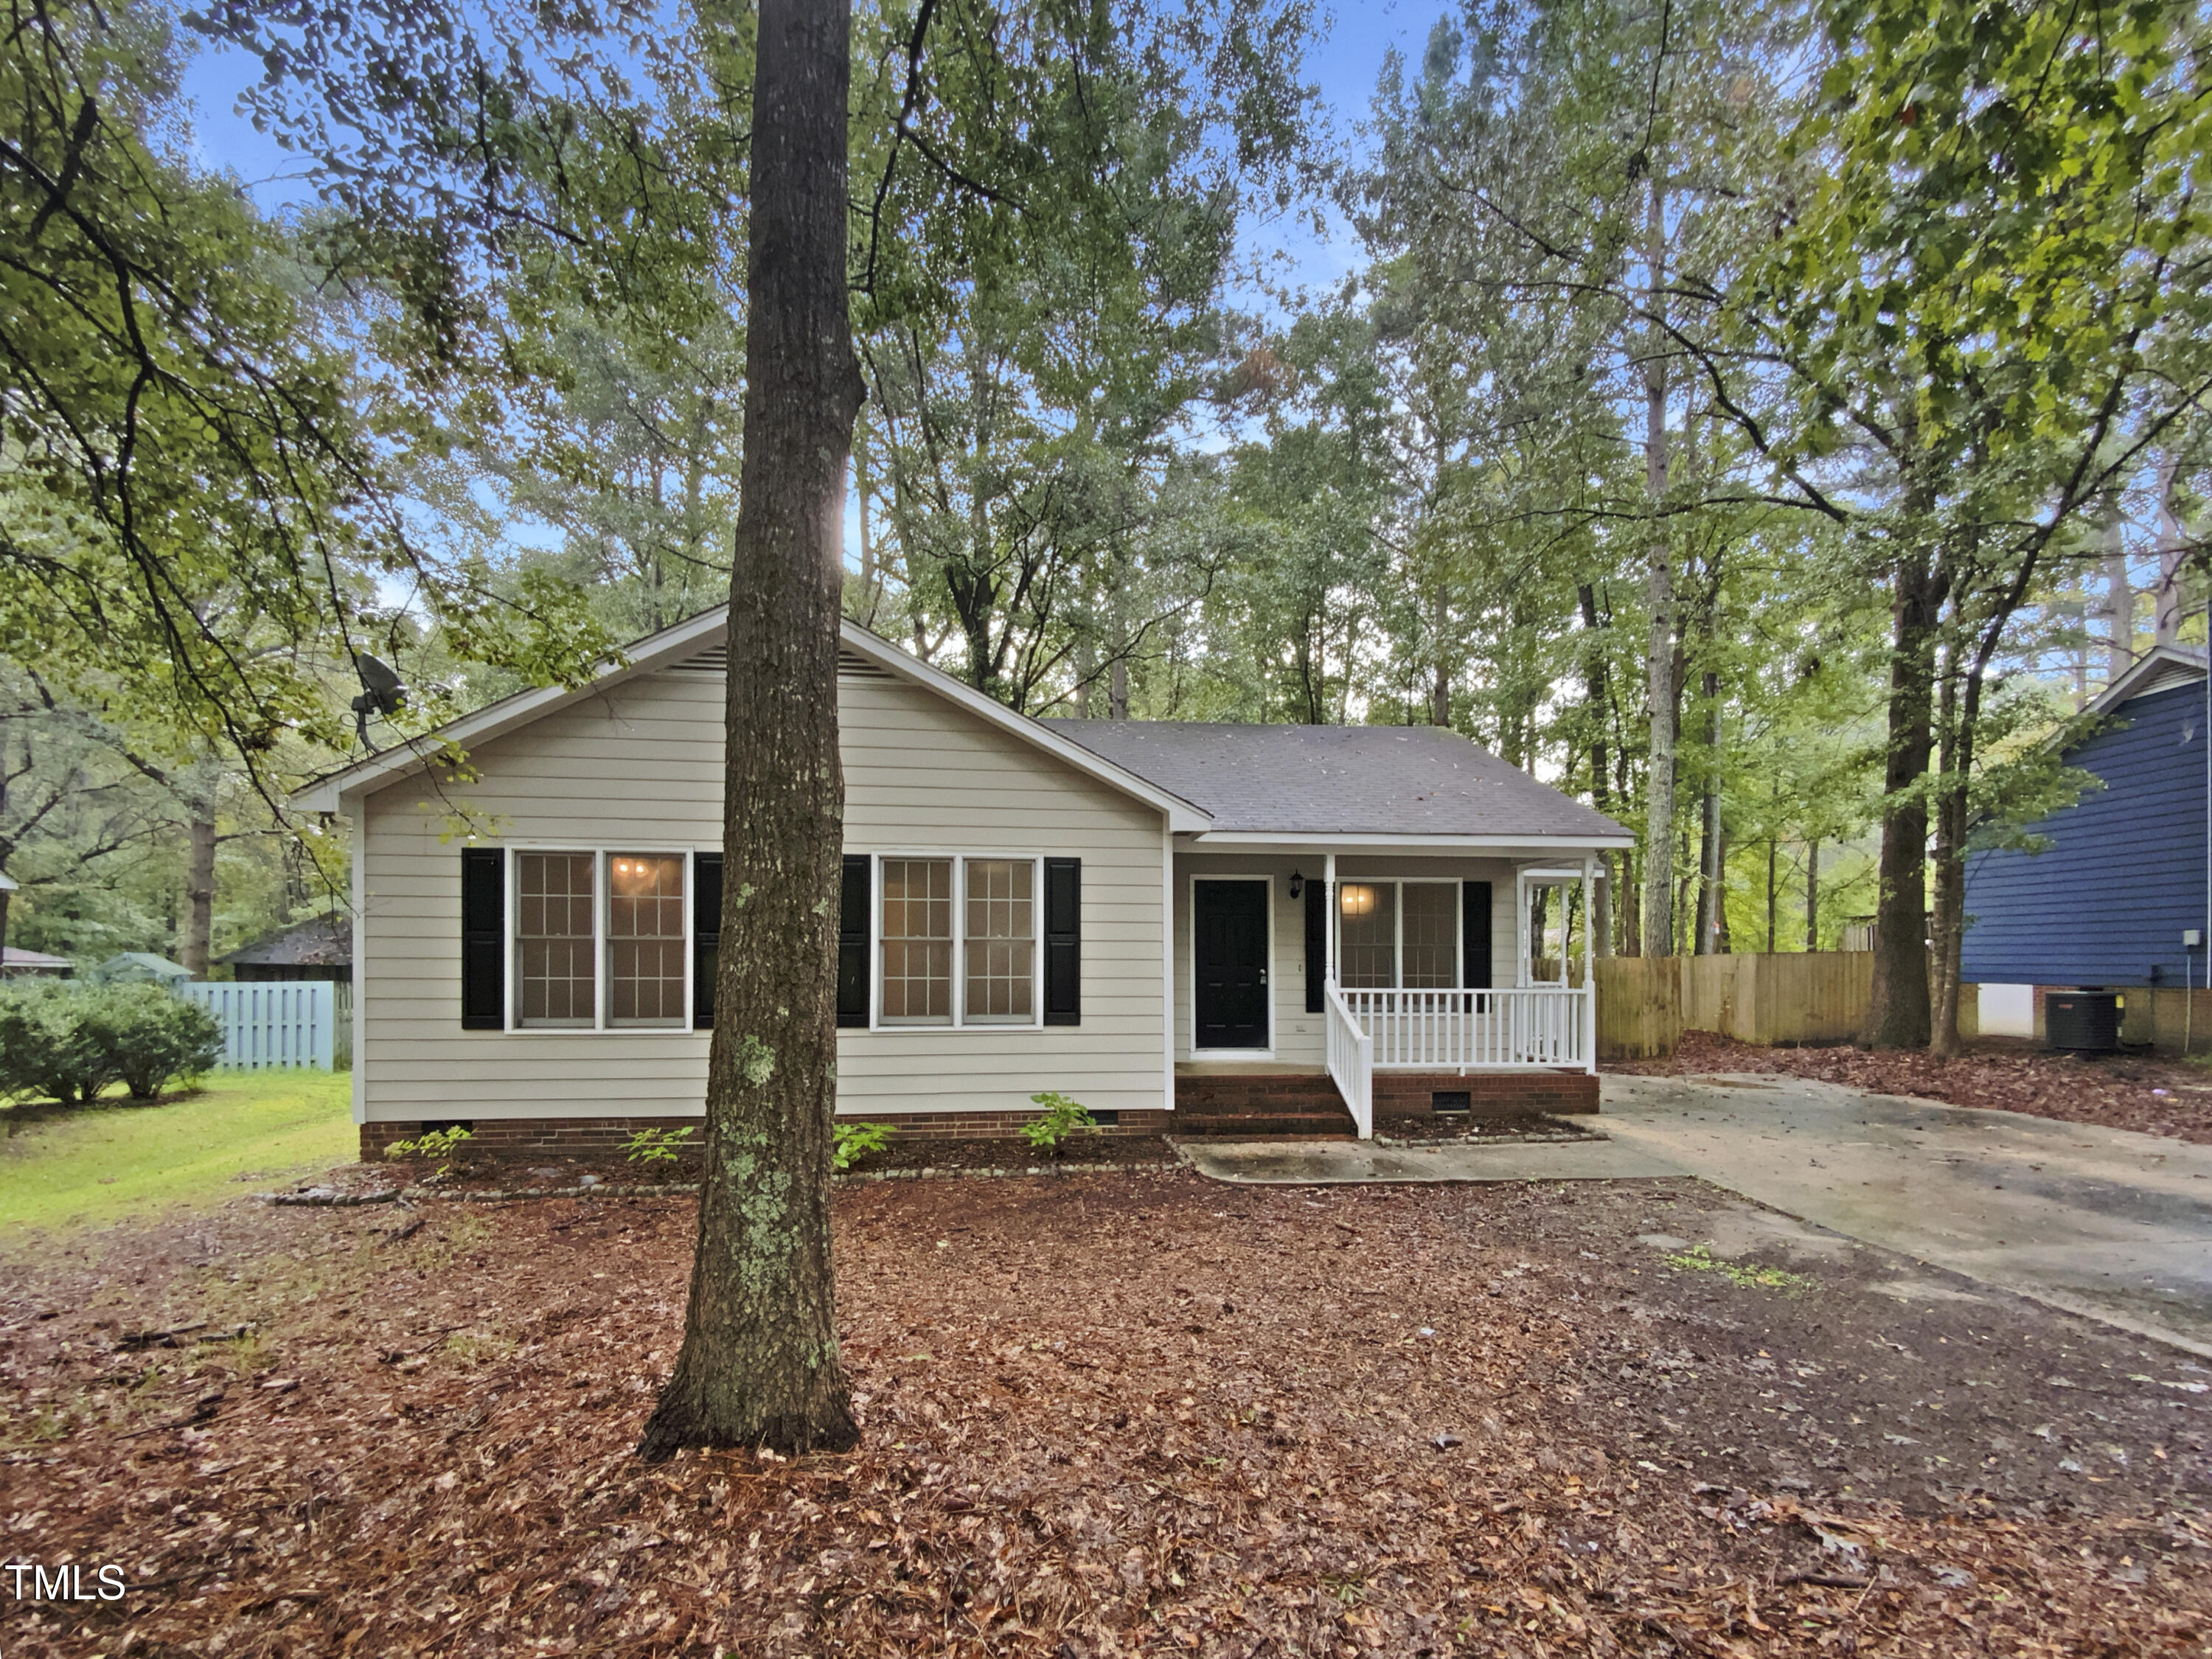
1962,680,2210,987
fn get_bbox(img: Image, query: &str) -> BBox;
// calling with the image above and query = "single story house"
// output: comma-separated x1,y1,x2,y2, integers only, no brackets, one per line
297,611,1630,1159
0,946,73,978
1964,645,2209,1029
88,952,192,985
222,916,353,984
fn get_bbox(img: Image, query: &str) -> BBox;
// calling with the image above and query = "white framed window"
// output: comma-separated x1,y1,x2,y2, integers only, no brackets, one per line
872,853,1043,1031
507,847,695,1032
608,853,687,1027
1336,879,1462,990
516,851,598,1027
880,857,955,1024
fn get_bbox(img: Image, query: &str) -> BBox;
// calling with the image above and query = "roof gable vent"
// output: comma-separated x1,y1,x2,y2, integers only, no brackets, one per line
671,644,891,678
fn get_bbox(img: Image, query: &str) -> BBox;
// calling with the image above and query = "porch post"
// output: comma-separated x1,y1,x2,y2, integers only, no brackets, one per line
1581,855,1597,1074
1324,852,1338,987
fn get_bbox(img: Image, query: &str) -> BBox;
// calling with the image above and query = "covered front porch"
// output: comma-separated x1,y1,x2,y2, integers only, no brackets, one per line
1172,843,1606,1138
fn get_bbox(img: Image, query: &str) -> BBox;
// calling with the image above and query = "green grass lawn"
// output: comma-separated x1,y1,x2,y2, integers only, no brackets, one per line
0,1070,355,1235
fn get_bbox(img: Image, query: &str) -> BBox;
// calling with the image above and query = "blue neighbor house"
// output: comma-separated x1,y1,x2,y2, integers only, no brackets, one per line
1963,646,2211,1012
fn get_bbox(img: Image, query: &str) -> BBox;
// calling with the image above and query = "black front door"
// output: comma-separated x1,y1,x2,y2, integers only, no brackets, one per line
1194,880,1270,1049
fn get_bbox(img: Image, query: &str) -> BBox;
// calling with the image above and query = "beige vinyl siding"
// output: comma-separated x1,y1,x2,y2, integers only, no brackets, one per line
1172,852,1520,1068
354,669,1169,1124
837,676,1167,1114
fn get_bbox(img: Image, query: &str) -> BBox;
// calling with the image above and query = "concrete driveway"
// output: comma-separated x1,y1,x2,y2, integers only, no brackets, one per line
1179,1073,2212,1357
1601,1072,2212,1357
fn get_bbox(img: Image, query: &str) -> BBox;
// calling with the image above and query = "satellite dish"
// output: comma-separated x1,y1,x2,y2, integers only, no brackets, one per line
350,653,410,750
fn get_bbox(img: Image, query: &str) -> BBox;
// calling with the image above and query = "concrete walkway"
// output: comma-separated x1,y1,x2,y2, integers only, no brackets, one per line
1598,1073,2212,1357
1178,1137,1678,1186
1178,1074,2212,1357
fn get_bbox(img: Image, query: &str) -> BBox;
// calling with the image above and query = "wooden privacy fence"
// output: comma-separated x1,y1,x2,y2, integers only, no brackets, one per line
1594,952,1876,1060
178,981,337,1070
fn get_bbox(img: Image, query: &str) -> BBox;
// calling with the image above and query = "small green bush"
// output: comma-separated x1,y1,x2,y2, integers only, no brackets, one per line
385,1125,474,1176
0,981,222,1105
1022,1092,1098,1157
624,1125,695,1164
832,1121,893,1170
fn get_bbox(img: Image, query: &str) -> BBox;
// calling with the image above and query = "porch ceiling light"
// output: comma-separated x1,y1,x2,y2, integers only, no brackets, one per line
1339,883,1377,918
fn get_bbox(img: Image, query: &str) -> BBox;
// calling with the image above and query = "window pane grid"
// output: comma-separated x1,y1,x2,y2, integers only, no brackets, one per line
964,859,1034,1022
518,852,596,1026
881,858,953,1023
1402,883,1458,988
1339,882,1397,988
609,854,686,1024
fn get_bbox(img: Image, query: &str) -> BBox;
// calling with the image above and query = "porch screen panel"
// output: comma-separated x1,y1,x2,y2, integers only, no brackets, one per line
518,852,596,1026
964,859,1035,1023
1402,883,1458,987
1338,883,1397,988
609,854,686,1026
881,858,953,1023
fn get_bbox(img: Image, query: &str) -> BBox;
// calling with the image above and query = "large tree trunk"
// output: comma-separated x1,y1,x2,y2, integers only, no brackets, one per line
1861,533,1938,1050
1576,585,1614,958
1694,668,1723,955
182,791,218,978
2101,495,2132,686
1804,838,1819,951
1639,173,1677,959
1929,654,1973,1059
2155,451,2187,647
639,0,860,1460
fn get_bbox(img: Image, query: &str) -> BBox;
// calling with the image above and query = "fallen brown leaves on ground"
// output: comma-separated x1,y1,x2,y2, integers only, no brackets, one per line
1616,1029,2212,1145
4,1172,2209,1655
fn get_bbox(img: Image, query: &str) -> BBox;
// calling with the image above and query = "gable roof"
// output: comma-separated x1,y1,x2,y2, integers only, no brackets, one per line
223,915,352,968
2088,645,2207,717
1043,720,1630,846
292,611,1211,830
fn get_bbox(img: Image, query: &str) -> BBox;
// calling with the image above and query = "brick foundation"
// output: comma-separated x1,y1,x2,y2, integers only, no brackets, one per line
1372,1069,1599,1122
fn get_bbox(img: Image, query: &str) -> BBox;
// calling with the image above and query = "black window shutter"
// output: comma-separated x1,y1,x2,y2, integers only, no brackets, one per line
692,852,722,1029
460,846,505,1030
1462,880,1493,990
837,855,870,1028
1304,878,1326,1012
1043,858,1081,1025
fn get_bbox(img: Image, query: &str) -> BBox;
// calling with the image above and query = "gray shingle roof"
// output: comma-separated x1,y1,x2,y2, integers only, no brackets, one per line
223,916,352,968
1039,720,1628,841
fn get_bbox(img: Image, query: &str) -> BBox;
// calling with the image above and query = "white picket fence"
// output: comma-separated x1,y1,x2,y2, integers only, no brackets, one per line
177,981,338,1071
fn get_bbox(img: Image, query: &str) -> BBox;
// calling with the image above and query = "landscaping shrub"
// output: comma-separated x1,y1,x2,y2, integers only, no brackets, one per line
0,981,223,1105
0,981,110,1104
1021,1092,1098,1156
832,1121,893,1170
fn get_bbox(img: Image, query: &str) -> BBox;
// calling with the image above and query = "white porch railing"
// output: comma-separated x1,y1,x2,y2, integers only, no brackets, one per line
1323,984,1374,1139
1340,986,1593,1074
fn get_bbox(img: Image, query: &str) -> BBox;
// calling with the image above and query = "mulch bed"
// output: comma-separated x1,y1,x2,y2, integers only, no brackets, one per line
4,1172,2210,1655
1614,1028,2212,1145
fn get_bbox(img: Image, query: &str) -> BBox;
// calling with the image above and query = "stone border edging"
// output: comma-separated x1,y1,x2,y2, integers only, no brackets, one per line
1372,1127,1608,1150
263,1158,1191,1206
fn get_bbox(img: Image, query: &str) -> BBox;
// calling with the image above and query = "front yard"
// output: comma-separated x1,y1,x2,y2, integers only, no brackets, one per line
3,1169,2208,1655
